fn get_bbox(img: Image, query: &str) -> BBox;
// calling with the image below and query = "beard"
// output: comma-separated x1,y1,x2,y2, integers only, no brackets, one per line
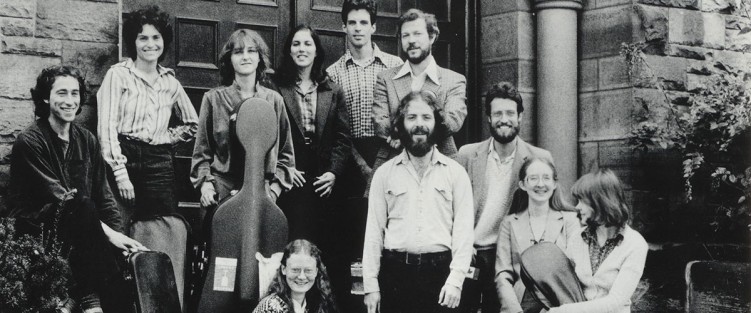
400,125,435,157
405,44,431,64
489,122,519,144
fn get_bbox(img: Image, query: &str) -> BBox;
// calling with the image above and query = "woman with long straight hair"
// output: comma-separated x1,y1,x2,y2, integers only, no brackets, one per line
191,28,295,206
494,157,580,313
272,25,351,242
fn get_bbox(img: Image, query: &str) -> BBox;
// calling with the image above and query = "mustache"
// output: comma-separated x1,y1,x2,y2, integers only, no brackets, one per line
407,44,420,50
494,122,514,128
410,126,430,135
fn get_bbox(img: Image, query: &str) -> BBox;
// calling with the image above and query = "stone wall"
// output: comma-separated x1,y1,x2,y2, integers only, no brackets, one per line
479,0,537,143
581,0,750,239
0,0,120,207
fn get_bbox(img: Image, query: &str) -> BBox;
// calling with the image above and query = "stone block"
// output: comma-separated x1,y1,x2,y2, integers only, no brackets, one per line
701,0,735,12
668,9,726,49
687,60,713,75
580,59,599,92
582,5,634,59
637,0,699,9
599,56,631,90
634,5,669,43
716,49,751,72
0,54,60,99
480,0,532,16
0,98,33,139
481,60,536,94
597,0,632,8
0,0,34,19
598,139,637,168
725,16,751,52
481,12,534,62
1,17,33,36
686,73,714,92
62,41,118,86
2,37,62,57
633,55,688,91
579,141,600,175
36,0,118,43
666,44,712,60
579,89,635,140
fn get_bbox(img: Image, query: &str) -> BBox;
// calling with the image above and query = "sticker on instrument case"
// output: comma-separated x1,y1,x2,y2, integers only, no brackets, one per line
213,257,237,292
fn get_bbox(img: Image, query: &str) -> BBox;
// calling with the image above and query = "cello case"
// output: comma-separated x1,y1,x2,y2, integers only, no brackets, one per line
197,98,289,313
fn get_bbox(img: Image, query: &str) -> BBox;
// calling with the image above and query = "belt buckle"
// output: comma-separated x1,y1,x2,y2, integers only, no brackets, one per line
405,252,421,265
304,137,313,145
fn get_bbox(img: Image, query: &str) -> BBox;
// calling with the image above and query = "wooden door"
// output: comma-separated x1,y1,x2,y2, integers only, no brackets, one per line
123,0,291,206
294,0,471,144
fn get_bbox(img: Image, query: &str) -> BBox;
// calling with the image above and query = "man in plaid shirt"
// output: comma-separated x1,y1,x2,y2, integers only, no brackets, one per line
325,1,402,311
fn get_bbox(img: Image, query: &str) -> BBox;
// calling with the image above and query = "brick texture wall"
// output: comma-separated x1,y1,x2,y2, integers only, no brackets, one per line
0,0,120,209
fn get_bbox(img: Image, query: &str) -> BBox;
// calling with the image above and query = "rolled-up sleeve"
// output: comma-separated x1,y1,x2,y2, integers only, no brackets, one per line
190,93,215,189
168,81,199,144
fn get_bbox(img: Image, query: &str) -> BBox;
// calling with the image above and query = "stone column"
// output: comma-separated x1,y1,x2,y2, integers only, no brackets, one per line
534,0,582,193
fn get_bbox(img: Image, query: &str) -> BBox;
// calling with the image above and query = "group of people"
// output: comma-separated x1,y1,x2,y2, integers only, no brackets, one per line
4,1,648,313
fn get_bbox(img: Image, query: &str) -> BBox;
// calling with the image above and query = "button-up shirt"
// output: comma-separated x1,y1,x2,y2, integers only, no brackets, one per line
582,227,626,274
392,55,441,92
295,81,318,134
475,141,516,248
326,45,403,138
363,148,474,293
97,59,199,183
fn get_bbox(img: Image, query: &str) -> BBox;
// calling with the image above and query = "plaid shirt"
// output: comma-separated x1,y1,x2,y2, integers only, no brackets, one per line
295,81,318,134
327,45,403,138
582,227,625,274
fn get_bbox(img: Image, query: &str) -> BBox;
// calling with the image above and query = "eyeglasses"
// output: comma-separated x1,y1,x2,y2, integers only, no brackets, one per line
287,267,317,277
525,175,554,185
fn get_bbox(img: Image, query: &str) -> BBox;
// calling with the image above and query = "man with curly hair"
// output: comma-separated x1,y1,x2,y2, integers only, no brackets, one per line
8,65,148,313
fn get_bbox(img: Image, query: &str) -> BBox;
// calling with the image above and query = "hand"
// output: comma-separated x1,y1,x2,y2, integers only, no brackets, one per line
200,182,218,208
290,168,307,188
117,178,135,206
364,292,381,313
101,222,149,256
313,172,336,197
438,284,461,308
387,137,401,149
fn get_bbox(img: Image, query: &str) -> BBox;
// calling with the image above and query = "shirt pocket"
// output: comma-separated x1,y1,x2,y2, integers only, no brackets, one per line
385,185,408,218
433,183,453,202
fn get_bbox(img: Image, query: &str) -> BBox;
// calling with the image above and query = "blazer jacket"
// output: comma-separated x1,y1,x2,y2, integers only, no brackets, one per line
495,210,581,313
276,78,352,178
455,138,553,226
372,64,467,165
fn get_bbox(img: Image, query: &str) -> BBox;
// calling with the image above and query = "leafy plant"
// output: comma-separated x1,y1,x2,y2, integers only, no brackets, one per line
0,218,72,313
622,43,751,236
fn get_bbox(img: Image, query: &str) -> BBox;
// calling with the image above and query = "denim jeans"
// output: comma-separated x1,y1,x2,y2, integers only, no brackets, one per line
117,137,177,222
379,250,458,313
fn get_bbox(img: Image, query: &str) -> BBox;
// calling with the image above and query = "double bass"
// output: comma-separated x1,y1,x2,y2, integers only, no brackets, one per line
198,98,289,312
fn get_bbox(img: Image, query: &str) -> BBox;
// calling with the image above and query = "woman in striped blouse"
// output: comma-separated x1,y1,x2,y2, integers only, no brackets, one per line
96,6,198,224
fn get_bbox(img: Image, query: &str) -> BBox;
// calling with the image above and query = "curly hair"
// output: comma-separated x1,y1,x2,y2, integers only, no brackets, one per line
30,65,86,119
508,157,575,215
571,169,632,228
218,28,272,86
340,0,377,24
266,239,338,313
123,5,173,62
391,90,446,141
398,8,440,40
274,25,327,87
485,81,523,115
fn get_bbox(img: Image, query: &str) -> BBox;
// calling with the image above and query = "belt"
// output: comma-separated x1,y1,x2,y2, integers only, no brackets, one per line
382,249,451,265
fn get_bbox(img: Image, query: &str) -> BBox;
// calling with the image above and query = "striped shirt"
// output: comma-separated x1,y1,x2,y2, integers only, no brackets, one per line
326,45,402,139
97,59,199,183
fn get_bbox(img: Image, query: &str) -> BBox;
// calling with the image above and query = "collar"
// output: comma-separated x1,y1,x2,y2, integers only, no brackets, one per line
231,80,273,98
489,138,517,164
291,297,306,313
581,226,626,246
121,58,174,77
345,43,388,64
394,146,447,166
392,55,440,85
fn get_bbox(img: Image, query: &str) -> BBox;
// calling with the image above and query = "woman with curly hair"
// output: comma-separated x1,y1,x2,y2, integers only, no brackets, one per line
254,239,338,313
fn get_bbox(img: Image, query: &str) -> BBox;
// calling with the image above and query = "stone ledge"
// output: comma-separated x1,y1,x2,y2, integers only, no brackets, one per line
637,0,700,10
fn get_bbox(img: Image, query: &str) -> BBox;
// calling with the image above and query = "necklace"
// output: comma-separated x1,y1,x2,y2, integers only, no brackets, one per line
528,209,550,245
